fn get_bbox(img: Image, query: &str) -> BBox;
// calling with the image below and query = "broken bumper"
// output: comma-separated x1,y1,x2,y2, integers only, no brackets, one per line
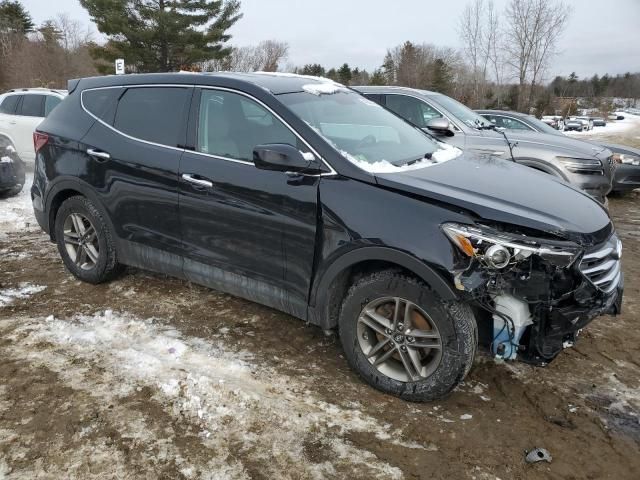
522,274,623,365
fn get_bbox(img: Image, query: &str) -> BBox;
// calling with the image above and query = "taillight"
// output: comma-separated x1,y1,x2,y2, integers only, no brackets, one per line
33,132,49,153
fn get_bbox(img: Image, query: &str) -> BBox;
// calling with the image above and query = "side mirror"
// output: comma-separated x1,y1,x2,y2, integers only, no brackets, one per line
425,118,454,137
253,144,320,174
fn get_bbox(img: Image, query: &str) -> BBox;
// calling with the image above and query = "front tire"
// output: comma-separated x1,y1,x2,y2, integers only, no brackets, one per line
339,270,477,402
54,196,122,284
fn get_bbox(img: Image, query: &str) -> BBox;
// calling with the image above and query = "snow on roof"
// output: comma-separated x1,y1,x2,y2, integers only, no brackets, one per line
254,71,343,86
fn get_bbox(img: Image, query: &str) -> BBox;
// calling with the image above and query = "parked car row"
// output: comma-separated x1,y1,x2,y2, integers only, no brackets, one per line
26,72,623,401
356,86,618,202
472,109,640,194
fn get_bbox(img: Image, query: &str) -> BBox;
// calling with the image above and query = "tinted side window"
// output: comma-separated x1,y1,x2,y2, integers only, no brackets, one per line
83,88,123,125
385,95,442,128
363,93,384,105
44,95,62,116
113,87,191,147
20,94,45,117
197,90,298,161
494,116,532,131
0,94,20,114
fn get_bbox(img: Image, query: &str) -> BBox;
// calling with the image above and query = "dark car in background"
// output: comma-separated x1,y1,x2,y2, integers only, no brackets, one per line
476,110,640,194
0,136,25,197
31,72,622,401
592,117,607,127
355,86,615,203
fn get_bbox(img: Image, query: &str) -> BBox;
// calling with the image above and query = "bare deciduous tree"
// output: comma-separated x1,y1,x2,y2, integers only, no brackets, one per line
459,0,488,106
203,40,289,72
504,0,571,110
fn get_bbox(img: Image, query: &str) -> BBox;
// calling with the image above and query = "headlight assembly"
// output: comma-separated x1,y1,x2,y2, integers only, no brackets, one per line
557,157,603,174
441,223,581,269
613,153,640,166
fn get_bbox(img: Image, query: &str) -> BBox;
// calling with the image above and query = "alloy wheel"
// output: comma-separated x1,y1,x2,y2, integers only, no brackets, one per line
63,213,100,270
357,297,443,382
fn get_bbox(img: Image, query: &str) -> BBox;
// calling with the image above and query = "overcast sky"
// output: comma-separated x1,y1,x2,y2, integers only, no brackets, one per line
20,0,640,80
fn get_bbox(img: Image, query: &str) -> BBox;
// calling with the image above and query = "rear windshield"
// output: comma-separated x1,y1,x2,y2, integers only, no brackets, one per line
279,89,440,168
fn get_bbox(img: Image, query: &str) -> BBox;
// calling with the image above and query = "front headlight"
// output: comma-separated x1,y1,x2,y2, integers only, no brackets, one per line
442,223,581,269
557,157,603,174
613,153,640,166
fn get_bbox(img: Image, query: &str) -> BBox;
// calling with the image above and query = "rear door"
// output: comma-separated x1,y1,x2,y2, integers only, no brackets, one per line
13,93,46,162
179,87,320,318
0,94,21,140
79,85,193,276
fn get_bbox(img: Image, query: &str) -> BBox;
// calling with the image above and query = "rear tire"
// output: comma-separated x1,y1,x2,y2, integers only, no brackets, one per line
339,270,477,402
54,196,123,284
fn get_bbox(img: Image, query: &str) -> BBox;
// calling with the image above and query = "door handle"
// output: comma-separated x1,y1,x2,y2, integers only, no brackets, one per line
182,173,213,189
87,148,111,160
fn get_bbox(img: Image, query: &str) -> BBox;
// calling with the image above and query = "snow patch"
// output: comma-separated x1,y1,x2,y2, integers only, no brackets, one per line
340,143,462,174
0,173,36,236
6,311,404,478
460,414,473,420
254,71,343,86
302,82,347,96
564,116,640,137
0,283,46,307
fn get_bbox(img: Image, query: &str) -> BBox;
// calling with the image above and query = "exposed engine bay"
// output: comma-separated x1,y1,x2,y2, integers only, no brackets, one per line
443,223,623,365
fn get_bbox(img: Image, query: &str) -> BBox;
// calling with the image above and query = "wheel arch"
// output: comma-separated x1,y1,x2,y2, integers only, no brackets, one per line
45,178,115,243
308,247,459,330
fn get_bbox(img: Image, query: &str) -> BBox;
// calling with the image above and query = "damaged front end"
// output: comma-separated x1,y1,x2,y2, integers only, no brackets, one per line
442,223,623,365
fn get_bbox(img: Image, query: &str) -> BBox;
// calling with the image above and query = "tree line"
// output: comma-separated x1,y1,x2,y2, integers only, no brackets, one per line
1,0,638,116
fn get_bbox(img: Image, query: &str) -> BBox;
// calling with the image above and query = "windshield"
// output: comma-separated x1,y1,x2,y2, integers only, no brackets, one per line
430,93,493,129
278,89,440,167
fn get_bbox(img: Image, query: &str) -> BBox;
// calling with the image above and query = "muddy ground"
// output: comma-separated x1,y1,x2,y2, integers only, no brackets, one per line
1,126,639,479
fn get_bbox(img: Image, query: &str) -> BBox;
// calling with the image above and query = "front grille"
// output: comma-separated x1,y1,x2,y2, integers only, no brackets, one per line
607,155,616,175
579,235,622,293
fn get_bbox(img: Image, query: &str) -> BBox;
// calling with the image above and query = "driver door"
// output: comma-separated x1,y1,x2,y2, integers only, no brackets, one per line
179,88,320,317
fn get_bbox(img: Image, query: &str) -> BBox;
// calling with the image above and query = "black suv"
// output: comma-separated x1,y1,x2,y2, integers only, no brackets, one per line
32,73,623,401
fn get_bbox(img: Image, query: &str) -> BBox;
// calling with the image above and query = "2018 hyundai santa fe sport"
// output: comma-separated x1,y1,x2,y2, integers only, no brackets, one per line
32,73,623,401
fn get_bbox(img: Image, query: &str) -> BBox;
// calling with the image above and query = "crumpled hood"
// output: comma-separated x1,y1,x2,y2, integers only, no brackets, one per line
374,153,612,245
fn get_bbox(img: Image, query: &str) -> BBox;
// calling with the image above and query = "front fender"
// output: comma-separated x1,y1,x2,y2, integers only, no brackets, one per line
308,246,459,329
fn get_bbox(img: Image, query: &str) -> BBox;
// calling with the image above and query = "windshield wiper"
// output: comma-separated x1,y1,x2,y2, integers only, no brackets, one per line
474,119,517,162
394,152,433,167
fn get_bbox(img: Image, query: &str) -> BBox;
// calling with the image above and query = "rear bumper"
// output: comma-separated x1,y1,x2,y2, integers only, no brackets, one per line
0,159,24,191
31,185,49,234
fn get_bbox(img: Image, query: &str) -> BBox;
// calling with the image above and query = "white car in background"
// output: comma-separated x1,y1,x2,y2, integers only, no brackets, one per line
0,88,67,164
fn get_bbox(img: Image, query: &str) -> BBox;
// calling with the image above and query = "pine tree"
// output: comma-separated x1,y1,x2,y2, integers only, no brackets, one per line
325,68,338,82
79,0,242,73
369,69,386,86
0,0,34,34
431,58,453,95
381,52,395,84
300,63,325,77
337,63,352,85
